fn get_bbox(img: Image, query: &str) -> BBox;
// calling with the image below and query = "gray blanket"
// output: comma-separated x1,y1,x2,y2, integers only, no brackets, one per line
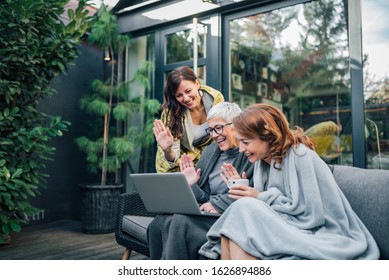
199,144,380,260
148,214,218,259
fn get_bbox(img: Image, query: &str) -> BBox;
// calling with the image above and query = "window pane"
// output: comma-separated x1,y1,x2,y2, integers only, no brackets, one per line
229,0,350,165
126,34,156,189
362,0,389,170
128,34,155,95
165,24,206,64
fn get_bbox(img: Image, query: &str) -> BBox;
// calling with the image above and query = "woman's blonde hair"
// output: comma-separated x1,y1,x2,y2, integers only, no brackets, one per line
233,103,314,166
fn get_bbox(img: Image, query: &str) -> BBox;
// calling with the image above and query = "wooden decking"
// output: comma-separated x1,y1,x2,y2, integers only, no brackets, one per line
0,219,148,260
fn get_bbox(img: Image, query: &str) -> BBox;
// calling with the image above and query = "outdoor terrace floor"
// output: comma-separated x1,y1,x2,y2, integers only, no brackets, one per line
0,219,148,260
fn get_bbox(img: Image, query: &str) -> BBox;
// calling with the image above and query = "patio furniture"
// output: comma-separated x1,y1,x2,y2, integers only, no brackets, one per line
115,192,155,259
115,165,389,259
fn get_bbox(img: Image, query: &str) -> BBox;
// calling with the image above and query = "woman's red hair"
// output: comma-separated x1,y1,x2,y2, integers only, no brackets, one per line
233,103,314,167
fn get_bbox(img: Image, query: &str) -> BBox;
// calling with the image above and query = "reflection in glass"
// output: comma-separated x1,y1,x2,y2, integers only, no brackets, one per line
228,0,351,165
362,0,389,169
165,24,206,64
127,34,156,177
196,66,206,85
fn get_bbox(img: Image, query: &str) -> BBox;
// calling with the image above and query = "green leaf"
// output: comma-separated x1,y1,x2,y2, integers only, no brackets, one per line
4,196,15,209
11,179,25,186
9,220,22,232
11,168,23,179
4,168,11,181
0,213,8,223
2,223,10,235
68,8,75,21
3,108,10,117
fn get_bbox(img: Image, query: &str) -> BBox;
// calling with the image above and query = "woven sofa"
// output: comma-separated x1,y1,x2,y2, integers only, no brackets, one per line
115,165,389,260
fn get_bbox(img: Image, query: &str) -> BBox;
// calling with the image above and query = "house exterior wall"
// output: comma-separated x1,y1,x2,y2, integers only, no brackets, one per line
32,42,105,223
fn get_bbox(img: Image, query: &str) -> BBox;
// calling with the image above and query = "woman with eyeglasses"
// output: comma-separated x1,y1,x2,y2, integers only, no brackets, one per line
198,103,379,260
147,102,254,259
154,66,224,173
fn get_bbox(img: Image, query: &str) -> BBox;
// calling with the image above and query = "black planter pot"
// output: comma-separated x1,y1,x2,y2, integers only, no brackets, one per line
80,184,123,234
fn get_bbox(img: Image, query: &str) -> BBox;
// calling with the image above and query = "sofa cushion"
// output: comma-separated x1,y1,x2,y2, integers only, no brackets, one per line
332,165,389,259
122,215,154,243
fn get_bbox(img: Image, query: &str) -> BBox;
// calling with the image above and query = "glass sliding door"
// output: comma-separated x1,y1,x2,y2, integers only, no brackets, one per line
225,0,351,165
362,0,389,170
125,34,156,190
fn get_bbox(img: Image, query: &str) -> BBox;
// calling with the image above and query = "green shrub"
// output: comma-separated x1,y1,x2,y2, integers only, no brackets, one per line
0,0,91,242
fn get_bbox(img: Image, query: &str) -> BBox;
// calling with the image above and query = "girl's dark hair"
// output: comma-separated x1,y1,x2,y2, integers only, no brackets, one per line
162,66,199,140
233,103,315,167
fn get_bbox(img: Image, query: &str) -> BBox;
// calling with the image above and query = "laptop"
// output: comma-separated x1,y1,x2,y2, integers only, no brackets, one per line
130,172,221,217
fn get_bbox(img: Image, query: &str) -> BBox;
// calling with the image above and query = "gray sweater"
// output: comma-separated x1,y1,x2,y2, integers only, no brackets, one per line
190,143,254,213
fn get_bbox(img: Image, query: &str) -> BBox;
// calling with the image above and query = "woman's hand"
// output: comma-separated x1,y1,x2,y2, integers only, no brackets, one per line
200,202,219,213
153,119,176,161
180,154,200,186
153,119,174,151
220,163,259,199
220,163,246,183
228,185,259,200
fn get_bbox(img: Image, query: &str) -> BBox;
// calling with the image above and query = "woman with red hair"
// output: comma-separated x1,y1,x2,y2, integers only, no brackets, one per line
199,103,379,260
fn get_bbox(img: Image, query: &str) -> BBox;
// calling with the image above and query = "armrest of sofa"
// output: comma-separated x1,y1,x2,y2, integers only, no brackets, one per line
117,192,155,218
115,192,155,258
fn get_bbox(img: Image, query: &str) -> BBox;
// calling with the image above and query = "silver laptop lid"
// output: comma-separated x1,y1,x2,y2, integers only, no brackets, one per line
130,173,220,217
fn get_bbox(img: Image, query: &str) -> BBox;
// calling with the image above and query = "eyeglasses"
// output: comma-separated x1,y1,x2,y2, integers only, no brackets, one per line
205,123,232,135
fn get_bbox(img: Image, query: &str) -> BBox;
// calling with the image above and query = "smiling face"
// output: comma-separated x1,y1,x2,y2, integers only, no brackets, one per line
207,117,239,151
174,79,201,110
237,133,271,164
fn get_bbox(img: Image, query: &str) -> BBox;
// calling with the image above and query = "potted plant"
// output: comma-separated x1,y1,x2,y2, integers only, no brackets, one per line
75,6,160,233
